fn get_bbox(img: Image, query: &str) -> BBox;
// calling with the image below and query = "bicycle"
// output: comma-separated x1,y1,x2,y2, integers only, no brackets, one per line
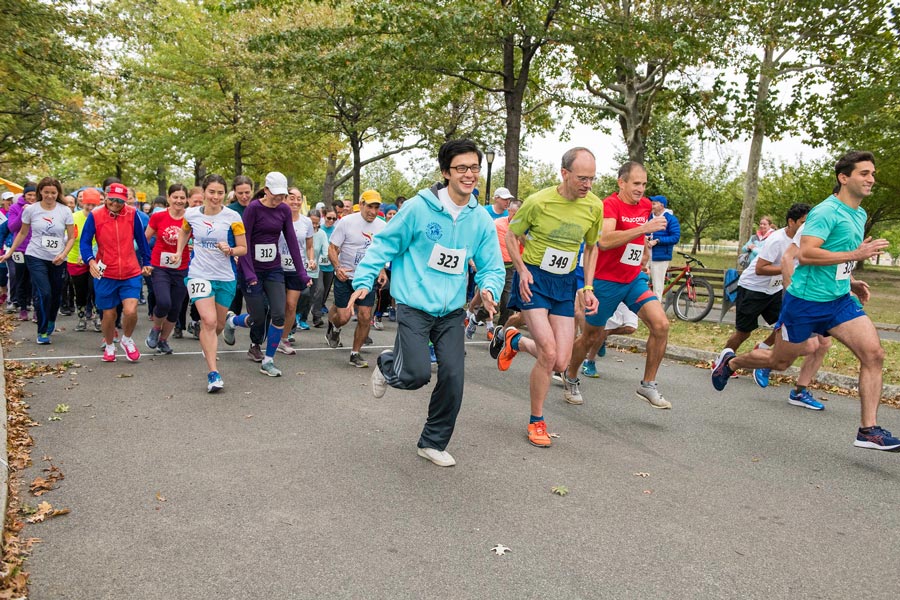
654,252,715,322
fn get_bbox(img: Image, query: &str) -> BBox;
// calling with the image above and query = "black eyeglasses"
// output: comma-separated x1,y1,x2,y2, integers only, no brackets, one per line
449,164,481,174
325,216,336,221
108,198,126,204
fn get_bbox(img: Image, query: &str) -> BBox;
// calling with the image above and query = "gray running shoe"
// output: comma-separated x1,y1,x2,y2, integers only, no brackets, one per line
371,364,387,398
325,321,342,348
146,327,160,349
465,318,477,339
93,316,102,332
156,339,173,355
259,361,282,377
364,335,373,346
349,353,368,368
247,344,263,362
636,382,672,409
75,317,87,332
223,311,236,346
563,376,584,405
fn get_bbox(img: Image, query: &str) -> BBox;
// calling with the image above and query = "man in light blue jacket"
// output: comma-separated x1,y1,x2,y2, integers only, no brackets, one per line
350,139,505,467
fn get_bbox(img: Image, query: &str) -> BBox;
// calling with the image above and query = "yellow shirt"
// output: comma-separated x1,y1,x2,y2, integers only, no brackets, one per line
509,187,603,270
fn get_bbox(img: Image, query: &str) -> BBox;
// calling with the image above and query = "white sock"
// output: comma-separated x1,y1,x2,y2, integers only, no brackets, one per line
485,320,494,330
106,343,115,352
757,341,770,349
121,336,133,344
262,356,273,365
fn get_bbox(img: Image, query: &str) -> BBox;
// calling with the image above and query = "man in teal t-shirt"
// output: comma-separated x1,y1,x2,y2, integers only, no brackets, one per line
711,151,899,452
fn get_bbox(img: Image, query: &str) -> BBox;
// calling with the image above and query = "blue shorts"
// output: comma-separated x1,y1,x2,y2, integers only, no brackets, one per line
284,272,305,291
94,275,143,310
334,278,376,308
186,277,236,308
586,273,657,328
778,291,865,343
508,263,577,318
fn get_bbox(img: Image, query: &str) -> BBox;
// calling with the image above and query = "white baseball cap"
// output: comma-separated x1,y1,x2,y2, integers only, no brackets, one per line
264,172,289,195
494,187,513,199
1,191,14,201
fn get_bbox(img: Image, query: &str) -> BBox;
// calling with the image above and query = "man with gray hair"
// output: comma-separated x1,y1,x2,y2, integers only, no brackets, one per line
489,147,604,448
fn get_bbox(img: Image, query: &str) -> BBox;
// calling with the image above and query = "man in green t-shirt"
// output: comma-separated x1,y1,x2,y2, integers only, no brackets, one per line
711,151,899,452
489,147,604,448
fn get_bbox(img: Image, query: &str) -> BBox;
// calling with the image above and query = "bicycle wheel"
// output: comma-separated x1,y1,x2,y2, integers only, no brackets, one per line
673,277,714,322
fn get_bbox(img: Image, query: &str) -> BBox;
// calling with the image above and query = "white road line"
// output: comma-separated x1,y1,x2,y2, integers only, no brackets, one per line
4,341,490,362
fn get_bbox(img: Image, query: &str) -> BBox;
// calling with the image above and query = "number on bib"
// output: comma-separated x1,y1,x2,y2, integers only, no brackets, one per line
41,236,62,251
427,244,466,275
187,278,212,299
836,261,854,281
620,242,644,266
255,244,276,262
95,260,106,278
539,247,575,275
769,276,783,289
160,252,180,267
281,255,295,270
11,252,24,264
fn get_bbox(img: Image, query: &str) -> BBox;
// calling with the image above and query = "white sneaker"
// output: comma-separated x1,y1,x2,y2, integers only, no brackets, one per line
371,364,387,398
276,340,296,355
636,382,672,409
563,376,584,405
417,446,456,467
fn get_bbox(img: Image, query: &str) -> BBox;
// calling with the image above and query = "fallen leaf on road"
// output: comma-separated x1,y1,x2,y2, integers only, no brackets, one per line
643,490,653,495
26,501,70,523
156,492,167,502
245,415,253,419
551,485,569,496
54,404,69,414
491,544,511,556
633,472,650,478
117,373,134,378
48,416,61,422
548,432,560,438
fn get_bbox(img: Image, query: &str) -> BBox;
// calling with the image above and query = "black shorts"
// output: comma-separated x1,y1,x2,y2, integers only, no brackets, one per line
334,278,376,308
735,286,782,332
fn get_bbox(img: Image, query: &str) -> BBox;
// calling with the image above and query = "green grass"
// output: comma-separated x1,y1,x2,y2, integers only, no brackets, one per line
639,318,900,387
668,251,900,324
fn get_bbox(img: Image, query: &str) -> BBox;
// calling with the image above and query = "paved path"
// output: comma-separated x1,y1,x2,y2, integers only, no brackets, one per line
6,314,900,599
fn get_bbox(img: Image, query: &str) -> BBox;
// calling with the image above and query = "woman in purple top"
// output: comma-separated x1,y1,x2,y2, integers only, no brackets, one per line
223,172,310,377
7,184,39,320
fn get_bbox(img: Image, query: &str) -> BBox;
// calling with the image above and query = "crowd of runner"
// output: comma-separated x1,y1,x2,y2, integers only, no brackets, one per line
1,143,896,466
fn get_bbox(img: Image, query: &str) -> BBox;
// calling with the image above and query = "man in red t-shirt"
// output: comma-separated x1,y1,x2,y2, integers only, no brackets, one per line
563,162,672,408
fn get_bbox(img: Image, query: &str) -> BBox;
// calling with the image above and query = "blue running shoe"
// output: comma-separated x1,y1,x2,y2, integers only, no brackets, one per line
297,320,310,331
36,333,51,345
788,388,824,410
853,426,900,451
581,360,599,378
388,307,397,322
753,368,770,388
598,342,606,358
429,343,437,364
711,348,736,391
207,371,224,393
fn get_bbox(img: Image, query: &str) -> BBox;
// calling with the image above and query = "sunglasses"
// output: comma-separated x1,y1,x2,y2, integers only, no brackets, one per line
325,216,336,221
108,198,126,204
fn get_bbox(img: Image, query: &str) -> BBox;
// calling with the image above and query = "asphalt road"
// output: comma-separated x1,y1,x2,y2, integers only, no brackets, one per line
6,312,900,599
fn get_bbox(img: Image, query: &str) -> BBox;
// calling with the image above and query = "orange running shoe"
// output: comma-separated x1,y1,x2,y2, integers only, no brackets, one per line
527,420,552,447
486,328,494,342
497,326,520,371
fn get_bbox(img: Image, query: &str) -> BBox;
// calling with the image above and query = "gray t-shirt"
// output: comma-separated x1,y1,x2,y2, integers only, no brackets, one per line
22,203,74,261
329,212,386,278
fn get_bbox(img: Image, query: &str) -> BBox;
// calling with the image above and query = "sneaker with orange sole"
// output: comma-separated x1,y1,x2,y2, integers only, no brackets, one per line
497,326,520,371
527,420,552,448
486,328,494,342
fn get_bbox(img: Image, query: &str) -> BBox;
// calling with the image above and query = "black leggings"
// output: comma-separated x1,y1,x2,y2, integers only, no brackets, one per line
71,270,95,313
245,274,286,328
151,267,188,323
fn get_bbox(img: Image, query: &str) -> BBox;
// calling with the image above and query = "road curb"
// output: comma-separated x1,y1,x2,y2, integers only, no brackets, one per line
607,335,900,400
1,339,7,521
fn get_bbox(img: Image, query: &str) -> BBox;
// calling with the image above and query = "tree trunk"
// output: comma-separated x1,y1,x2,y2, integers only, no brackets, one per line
234,139,243,177
692,230,701,254
740,45,775,260
350,135,362,204
115,161,123,181
502,34,524,197
156,166,167,198
619,67,646,163
322,153,338,206
194,158,206,187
